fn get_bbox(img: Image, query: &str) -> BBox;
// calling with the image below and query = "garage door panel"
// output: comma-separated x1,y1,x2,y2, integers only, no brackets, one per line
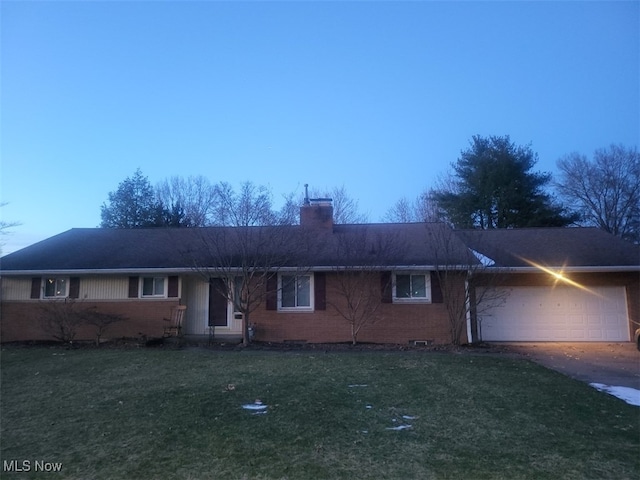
479,286,629,342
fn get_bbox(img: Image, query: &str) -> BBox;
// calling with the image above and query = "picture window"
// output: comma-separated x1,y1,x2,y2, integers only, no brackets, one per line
142,277,166,297
393,273,431,303
44,278,68,298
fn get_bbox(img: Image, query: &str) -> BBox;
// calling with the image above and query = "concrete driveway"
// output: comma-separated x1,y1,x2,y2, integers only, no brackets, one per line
499,342,640,390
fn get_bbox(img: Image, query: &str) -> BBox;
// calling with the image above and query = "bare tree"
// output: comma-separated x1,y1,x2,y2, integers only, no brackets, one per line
383,189,440,223
84,309,125,346
429,227,509,345
556,145,640,243
180,182,310,346
277,191,301,225
155,175,217,226
39,299,124,345
327,227,400,344
322,185,368,224
0,202,20,255
212,181,279,226
185,225,308,346
39,299,86,344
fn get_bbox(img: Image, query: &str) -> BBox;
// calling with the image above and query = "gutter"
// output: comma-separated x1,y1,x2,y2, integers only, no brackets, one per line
484,266,640,274
0,265,462,276
2,265,637,277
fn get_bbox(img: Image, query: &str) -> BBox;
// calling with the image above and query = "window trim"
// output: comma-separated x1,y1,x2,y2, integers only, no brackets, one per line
43,277,69,299
140,276,168,298
277,273,315,312
392,272,432,303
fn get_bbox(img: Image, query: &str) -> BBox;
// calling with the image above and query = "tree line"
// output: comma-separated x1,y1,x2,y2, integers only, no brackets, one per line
100,135,639,243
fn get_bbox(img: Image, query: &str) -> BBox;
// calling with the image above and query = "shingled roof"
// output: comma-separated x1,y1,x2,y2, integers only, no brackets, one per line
2,224,637,274
455,227,640,269
0,223,476,273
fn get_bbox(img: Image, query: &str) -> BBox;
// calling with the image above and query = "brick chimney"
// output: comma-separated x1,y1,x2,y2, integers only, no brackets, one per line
300,184,333,229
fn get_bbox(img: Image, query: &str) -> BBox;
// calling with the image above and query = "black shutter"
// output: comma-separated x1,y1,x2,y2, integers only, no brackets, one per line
30,278,41,299
128,277,139,298
209,278,228,327
380,272,392,303
314,272,326,310
266,274,278,310
430,271,443,303
69,277,80,299
168,276,179,298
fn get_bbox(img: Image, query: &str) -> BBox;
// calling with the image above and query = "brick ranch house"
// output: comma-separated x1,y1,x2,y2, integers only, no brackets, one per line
1,200,638,345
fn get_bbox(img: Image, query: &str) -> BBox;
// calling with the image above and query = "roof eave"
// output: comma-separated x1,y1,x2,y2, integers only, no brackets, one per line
0,264,476,276
484,265,640,273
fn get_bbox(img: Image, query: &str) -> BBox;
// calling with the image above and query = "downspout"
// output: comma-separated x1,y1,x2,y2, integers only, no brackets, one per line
465,275,472,344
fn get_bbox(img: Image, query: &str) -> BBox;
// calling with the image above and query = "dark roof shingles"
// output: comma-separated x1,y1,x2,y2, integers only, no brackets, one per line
456,227,640,267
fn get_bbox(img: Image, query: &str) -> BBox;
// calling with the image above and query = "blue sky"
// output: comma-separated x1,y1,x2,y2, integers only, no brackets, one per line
1,1,638,254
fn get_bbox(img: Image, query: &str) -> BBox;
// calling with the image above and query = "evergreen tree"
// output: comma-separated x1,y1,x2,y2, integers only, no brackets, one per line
431,135,576,229
100,169,165,228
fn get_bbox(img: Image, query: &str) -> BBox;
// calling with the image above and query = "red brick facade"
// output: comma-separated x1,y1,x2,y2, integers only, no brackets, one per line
2,270,636,345
0,300,179,343
249,272,456,345
249,301,452,345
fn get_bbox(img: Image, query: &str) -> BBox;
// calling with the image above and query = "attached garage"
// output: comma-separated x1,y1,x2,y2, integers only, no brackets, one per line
479,286,630,342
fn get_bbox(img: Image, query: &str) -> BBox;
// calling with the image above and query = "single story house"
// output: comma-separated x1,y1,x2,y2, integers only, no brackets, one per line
1,200,638,345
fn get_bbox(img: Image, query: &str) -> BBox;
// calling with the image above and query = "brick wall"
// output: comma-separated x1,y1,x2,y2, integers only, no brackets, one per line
249,272,455,345
0,300,179,343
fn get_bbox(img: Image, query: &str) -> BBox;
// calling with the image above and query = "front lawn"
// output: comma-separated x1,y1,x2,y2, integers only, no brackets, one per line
1,346,638,479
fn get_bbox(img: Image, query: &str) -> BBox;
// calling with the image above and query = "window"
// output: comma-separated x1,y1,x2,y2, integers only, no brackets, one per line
279,274,313,310
393,273,431,303
44,277,68,298
142,277,166,297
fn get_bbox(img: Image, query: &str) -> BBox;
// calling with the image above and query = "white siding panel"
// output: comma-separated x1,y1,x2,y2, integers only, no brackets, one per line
1,276,131,301
81,277,129,299
1,277,33,300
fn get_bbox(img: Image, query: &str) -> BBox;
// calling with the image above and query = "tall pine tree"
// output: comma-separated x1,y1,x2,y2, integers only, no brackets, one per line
100,169,166,228
431,135,576,229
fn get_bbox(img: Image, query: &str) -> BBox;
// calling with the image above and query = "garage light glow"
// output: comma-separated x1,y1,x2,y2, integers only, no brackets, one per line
517,257,602,296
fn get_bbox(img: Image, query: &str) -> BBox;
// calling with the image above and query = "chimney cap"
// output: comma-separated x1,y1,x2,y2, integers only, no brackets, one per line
309,197,332,205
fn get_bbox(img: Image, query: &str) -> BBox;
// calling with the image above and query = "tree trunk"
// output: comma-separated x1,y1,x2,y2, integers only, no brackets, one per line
242,311,250,347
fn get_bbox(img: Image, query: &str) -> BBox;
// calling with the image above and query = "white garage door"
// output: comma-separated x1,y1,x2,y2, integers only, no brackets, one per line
479,286,630,342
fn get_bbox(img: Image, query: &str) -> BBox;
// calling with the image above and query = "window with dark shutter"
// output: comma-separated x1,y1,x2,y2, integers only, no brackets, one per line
266,274,278,310
128,277,139,298
30,278,41,299
69,277,80,299
314,272,326,310
168,276,179,298
430,271,443,303
380,272,392,303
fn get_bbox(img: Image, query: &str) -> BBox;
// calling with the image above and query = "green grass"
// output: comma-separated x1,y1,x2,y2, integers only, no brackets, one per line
1,346,638,480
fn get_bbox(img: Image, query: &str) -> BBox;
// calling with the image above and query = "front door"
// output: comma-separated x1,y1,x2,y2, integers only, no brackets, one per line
208,278,243,335
209,278,228,328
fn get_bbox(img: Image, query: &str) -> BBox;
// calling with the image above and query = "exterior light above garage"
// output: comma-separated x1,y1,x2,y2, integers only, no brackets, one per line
518,257,601,296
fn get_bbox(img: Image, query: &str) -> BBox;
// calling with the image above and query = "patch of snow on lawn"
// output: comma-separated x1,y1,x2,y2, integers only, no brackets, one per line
589,383,640,407
242,400,268,414
386,425,412,431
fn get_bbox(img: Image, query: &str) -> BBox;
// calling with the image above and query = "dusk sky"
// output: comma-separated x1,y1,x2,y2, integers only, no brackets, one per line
1,1,638,255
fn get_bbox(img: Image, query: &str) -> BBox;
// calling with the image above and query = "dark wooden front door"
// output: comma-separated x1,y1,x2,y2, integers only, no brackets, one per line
209,278,228,327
